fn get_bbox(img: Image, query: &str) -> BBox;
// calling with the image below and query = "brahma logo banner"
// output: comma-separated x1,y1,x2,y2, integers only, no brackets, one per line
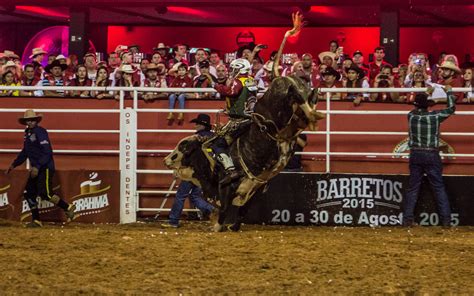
70,172,111,220
0,184,14,219
0,170,120,223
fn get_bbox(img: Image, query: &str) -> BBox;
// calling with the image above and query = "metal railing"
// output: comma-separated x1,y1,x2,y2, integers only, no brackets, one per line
1,85,473,221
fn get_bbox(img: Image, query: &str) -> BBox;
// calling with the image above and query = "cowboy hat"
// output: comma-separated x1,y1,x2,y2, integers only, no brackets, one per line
145,63,166,75
18,109,43,125
29,47,48,59
118,64,135,74
321,67,341,81
190,113,211,128
2,60,17,72
153,43,169,51
44,60,68,73
55,54,67,61
4,50,20,60
439,60,461,74
318,51,337,63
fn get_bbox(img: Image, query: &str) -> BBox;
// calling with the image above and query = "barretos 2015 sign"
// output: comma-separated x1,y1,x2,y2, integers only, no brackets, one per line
0,170,119,223
246,174,474,226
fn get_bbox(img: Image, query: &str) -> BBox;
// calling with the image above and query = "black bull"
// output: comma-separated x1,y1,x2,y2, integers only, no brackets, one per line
164,76,324,231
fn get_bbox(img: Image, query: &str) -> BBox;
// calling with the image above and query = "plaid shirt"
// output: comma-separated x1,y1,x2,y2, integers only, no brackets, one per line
408,92,456,149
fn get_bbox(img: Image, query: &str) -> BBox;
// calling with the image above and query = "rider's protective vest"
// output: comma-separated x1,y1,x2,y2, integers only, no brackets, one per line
226,77,257,117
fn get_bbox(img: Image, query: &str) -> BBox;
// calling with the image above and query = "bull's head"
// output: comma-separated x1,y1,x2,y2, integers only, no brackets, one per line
164,135,203,185
287,76,325,131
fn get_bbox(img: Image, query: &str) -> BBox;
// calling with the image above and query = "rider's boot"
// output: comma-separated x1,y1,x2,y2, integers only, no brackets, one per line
217,153,241,185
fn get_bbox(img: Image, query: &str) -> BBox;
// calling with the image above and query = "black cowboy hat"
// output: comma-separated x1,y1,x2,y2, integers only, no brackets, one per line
190,113,211,128
45,60,67,73
321,67,341,81
414,93,435,109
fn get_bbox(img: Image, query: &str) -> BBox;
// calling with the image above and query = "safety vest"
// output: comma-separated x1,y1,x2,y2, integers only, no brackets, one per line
226,76,257,117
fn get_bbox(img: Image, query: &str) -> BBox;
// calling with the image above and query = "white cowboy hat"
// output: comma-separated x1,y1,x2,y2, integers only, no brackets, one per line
118,64,135,74
2,60,17,72
29,47,48,59
3,50,20,59
263,61,282,72
438,60,461,74
55,54,67,60
19,109,43,125
318,51,337,63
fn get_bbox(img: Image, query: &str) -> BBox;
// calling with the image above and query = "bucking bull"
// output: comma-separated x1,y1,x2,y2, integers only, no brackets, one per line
164,12,325,231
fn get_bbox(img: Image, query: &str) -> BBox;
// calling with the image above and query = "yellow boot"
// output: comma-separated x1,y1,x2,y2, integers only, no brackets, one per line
167,112,174,120
177,113,184,122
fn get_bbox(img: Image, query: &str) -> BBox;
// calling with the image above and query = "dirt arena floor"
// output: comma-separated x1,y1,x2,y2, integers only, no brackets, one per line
0,220,473,295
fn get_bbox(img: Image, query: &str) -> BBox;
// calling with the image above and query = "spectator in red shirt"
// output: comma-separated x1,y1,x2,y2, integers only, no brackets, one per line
170,44,188,68
352,50,369,71
93,66,114,99
151,52,163,66
301,53,319,88
47,54,57,65
139,58,150,74
84,53,98,82
20,64,41,97
29,48,47,79
67,64,92,97
168,63,193,122
436,60,463,102
315,67,342,101
329,40,339,53
368,46,392,83
209,50,222,69
153,43,171,65
107,52,121,72
142,63,168,101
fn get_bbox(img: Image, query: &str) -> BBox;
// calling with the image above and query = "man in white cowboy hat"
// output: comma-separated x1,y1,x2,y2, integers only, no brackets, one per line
435,59,463,102
5,110,76,227
30,47,48,79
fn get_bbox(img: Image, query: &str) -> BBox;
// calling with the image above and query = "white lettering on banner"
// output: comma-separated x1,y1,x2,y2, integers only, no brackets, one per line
73,194,109,212
270,209,460,226
120,108,137,223
0,193,8,207
21,198,55,213
316,177,403,206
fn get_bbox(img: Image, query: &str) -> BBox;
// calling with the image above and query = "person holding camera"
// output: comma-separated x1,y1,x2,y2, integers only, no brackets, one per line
368,46,392,84
370,65,400,102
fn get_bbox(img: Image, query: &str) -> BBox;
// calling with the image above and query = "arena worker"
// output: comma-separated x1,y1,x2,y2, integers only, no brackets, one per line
402,85,455,228
161,113,215,228
5,110,77,227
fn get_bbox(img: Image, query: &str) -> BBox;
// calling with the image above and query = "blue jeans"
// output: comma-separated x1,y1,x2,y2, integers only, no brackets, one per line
403,150,451,225
168,181,214,226
169,93,185,110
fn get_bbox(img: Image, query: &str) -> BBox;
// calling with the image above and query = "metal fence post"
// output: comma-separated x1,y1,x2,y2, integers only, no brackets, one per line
326,91,331,174
119,106,137,223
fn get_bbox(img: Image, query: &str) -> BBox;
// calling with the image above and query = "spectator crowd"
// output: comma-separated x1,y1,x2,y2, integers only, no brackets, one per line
0,40,473,115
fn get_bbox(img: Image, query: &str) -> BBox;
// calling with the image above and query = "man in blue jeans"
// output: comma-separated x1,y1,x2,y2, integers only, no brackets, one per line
403,85,455,228
162,114,215,228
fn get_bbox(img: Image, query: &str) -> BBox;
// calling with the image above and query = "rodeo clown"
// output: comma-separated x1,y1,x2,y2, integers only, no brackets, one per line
5,110,76,227
213,58,258,185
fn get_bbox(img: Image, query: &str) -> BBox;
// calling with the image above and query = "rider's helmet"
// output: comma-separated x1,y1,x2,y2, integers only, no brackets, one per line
230,58,251,76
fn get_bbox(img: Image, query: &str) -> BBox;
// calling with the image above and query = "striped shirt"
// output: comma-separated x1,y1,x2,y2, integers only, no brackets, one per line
408,92,456,149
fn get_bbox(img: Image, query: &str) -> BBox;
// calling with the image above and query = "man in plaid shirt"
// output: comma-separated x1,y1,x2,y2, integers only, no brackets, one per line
403,85,455,228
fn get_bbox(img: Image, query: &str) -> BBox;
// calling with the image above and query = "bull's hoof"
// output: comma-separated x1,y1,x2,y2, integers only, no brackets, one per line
227,223,241,232
213,223,224,232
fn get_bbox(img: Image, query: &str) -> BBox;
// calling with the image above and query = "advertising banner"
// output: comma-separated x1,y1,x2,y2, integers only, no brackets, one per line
245,174,474,226
0,170,120,223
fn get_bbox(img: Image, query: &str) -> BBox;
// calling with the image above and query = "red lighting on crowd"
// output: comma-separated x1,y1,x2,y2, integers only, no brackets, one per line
310,6,331,14
167,6,216,18
16,6,69,18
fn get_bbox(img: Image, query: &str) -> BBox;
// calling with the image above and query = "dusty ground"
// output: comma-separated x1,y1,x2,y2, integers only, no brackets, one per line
0,220,473,295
